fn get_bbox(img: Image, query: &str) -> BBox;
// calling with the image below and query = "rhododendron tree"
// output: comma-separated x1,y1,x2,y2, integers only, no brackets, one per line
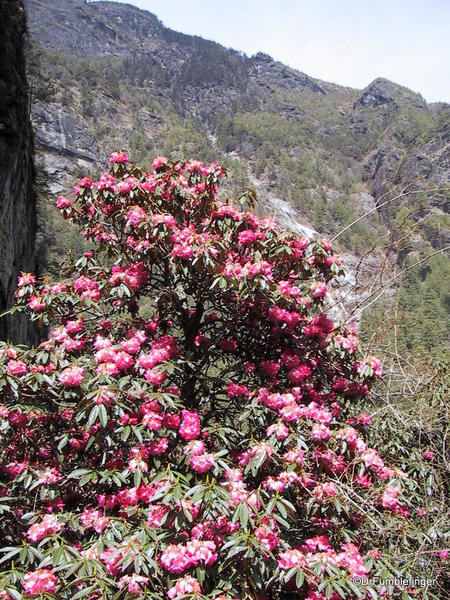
0,154,443,598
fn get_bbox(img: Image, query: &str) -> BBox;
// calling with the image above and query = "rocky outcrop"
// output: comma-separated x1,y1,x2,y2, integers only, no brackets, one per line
33,103,97,162
354,78,427,111
0,0,38,344
249,52,326,95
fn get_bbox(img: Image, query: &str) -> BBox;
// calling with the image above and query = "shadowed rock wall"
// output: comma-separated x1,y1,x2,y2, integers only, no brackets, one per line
0,0,38,344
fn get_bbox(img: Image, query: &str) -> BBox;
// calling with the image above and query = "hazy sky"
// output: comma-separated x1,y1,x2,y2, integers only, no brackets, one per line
109,0,449,103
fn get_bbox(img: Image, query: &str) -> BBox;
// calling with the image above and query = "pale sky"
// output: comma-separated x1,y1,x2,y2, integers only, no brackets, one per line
104,0,450,103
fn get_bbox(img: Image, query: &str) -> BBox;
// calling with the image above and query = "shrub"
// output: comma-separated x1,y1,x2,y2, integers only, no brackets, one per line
0,154,446,598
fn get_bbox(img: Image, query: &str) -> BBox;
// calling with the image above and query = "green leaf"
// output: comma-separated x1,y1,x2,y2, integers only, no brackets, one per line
239,502,249,530
295,569,305,588
68,468,91,479
57,435,69,451
79,473,93,486
0,547,21,565
87,405,99,427
98,404,108,427
134,469,142,488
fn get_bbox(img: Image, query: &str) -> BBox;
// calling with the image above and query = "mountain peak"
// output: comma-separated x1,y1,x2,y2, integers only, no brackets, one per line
355,77,427,110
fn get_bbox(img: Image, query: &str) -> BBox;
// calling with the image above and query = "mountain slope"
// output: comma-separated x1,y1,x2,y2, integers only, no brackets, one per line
24,0,449,353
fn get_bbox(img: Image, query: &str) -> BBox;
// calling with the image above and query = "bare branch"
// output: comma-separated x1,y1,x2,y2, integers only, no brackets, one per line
346,245,450,322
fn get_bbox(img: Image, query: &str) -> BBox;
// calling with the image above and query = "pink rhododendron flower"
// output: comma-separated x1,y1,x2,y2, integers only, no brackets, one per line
423,450,435,460
142,410,163,430
254,526,280,551
109,262,149,292
7,360,28,376
278,548,306,570
128,448,148,473
189,452,216,473
267,422,289,439
283,447,305,465
354,475,372,488
167,575,201,599
80,508,110,533
224,468,243,482
145,368,167,385
27,295,45,311
379,484,402,510
321,238,332,251
23,569,57,596
121,333,145,354
94,386,115,407
27,514,63,543
114,351,134,371
171,243,194,259
360,448,385,472
311,423,331,441
152,155,168,170
127,205,147,227
152,213,176,227
335,333,359,353
302,535,331,552
313,481,337,501
238,229,265,244
65,318,84,334
109,150,128,164
18,272,36,286
37,467,61,485
73,275,99,294
147,504,169,527
119,573,149,594
260,360,280,378
244,260,273,280
287,363,311,383
184,440,206,456
56,195,72,209
310,282,327,298
58,365,85,387
179,410,201,440
100,545,131,576
356,356,383,378
161,539,217,573
227,382,250,397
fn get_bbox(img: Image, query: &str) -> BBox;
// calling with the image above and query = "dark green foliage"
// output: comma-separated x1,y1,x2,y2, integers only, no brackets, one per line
175,42,249,91
396,254,450,357
360,252,450,359
25,42,57,101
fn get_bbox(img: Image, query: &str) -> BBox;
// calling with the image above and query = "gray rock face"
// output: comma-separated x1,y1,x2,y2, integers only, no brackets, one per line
355,78,427,111
249,52,326,95
0,1,38,344
356,79,399,109
25,0,155,58
32,103,97,161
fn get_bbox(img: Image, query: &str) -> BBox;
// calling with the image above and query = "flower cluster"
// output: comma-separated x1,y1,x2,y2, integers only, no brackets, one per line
160,540,218,573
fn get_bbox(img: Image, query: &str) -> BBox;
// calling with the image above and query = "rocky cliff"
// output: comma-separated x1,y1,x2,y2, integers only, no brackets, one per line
0,0,38,344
